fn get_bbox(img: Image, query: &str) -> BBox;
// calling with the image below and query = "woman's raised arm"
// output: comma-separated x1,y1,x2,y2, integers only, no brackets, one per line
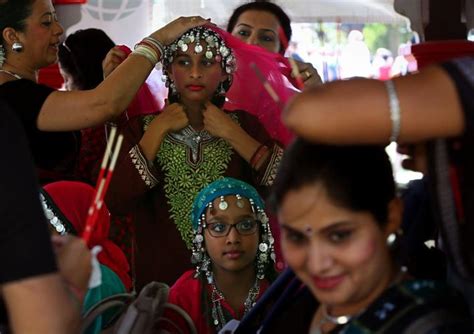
37,16,211,131
283,65,465,145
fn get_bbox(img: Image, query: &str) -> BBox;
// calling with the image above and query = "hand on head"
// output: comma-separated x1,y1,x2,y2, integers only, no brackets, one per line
151,16,213,46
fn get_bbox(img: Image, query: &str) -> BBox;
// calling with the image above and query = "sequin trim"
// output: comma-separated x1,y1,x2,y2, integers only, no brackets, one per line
260,144,283,186
129,145,159,188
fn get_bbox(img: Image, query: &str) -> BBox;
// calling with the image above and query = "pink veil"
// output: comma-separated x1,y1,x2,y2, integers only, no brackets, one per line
212,27,298,146
117,45,165,118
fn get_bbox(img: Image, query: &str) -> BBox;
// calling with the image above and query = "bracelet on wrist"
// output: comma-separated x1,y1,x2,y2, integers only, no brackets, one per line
250,144,270,170
385,80,401,143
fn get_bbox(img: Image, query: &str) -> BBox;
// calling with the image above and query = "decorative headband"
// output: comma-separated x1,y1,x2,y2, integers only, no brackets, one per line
162,26,236,75
39,190,76,236
190,178,275,282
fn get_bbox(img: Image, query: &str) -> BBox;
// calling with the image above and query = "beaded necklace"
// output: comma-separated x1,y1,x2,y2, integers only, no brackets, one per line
209,275,260,331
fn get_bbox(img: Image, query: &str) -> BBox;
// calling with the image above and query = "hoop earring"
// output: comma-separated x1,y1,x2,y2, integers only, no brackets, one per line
12,42,23,53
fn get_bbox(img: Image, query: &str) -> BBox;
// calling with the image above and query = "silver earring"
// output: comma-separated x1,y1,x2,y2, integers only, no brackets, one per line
386,229,403,247
169,81,178,95
12,42,23,52
217,82,226,96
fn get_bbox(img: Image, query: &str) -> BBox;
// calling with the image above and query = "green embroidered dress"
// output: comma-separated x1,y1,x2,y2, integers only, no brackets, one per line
106,110,283,289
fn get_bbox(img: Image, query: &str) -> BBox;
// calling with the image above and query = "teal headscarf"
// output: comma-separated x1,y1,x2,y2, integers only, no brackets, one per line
191,177,265,230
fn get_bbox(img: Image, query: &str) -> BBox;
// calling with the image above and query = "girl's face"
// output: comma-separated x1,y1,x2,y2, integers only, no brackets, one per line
168,41,228,104
204,195,259,276
231,10,281,54
15,0,64,69
278,183,399,314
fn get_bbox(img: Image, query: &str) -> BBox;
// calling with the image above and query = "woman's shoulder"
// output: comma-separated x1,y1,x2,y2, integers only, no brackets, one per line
345,279,471,333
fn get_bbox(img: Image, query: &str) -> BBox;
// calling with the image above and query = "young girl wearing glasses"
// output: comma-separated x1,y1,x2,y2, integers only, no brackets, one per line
163,177,277,333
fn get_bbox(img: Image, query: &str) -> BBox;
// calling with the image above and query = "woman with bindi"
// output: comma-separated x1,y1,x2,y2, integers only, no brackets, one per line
246,139,471,333
227,1,322,89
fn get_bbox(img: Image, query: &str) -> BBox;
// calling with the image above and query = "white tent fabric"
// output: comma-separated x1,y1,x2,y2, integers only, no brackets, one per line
153,0,410,27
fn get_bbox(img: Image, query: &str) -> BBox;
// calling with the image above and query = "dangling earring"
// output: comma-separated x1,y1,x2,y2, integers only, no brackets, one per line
169,81,178,96
0,44,5,67
217,81,226,96
12,42,23,53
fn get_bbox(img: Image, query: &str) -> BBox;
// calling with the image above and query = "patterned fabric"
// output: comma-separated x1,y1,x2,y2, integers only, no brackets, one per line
75,126,107,185
129,145,159,188
261,145,284,186
191,177,265,230
42,181,132,290
340,279,470,333
164,270,270,334
143,115,234,249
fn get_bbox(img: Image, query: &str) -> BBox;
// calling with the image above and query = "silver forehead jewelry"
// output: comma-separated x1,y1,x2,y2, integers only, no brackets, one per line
235,194,245,208
162,26,236,90
218,196,228,210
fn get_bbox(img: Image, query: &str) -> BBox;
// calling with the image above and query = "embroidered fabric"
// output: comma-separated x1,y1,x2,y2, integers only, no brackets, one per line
261,145,284,186
143,115,234,248
210,273,260,331
129,145,159,188
169,126,213,162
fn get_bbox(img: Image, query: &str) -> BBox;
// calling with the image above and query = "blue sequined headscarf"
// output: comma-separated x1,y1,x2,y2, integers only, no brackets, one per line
191,177,265,230
190,177,275,281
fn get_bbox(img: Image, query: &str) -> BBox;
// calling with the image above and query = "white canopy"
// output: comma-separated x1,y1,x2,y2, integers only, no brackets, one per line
155,0,410,26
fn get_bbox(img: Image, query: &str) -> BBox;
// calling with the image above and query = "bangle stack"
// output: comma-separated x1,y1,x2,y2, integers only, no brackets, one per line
132,36,165,66
250,144,270,170
385,80,401,143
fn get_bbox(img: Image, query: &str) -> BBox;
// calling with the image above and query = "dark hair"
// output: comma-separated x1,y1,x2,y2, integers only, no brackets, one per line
270,138,396,226
58,28,115,90
226,1,292,54
0,0,35,45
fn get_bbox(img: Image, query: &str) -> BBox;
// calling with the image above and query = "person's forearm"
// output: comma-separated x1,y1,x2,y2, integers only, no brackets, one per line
38,55,154,132
284,66,465,145
139,121,168,161
223,126,262,163
3,274,81,334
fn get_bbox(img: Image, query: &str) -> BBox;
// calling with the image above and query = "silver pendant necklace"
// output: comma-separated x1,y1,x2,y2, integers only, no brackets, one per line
0,69,22,80
311,267,407,334
209,277,260,331
311,304,353,334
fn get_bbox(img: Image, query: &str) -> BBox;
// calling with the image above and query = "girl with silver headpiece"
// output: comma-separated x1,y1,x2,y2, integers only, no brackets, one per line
106,26,284,289
161,177,276,333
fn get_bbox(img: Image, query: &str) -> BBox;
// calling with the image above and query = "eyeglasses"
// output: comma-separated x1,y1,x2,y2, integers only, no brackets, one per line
206,219,259,237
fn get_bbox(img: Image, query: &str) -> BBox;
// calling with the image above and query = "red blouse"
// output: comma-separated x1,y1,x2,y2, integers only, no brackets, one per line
162,270,269,334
